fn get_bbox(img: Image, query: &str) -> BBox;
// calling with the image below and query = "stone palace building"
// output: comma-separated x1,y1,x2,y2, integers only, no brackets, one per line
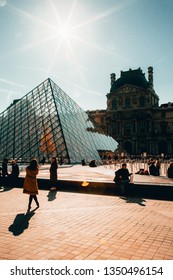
88,67,173,157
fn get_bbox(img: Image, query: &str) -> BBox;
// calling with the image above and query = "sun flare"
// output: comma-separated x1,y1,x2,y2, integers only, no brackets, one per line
7,0,123,74
57,25,71,40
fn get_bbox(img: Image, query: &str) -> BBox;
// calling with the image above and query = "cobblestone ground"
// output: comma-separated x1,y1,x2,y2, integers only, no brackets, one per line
0,187,173,260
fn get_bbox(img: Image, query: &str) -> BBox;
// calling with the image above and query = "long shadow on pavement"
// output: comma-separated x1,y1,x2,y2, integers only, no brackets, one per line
8,210,36,236
47,190,58,201
120,196,146,206
0,186,13,192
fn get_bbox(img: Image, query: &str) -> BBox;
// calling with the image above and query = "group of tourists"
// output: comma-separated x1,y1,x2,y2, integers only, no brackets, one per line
148,159,161,176
1,155,173,210
0,156,58,212
0,158,20,180
113,160,173,195
148,159,173,178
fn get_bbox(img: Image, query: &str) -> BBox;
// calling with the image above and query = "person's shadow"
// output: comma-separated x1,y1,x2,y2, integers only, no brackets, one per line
0,186,13,192
47,190,57,201
8,210,35,236
120,196,146,206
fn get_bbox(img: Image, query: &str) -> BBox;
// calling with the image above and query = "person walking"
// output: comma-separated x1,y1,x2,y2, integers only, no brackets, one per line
23,158,39,211
49,157,58,191
114,163,132,194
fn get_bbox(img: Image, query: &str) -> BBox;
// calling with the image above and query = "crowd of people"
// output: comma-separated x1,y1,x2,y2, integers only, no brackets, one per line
113,159,173,194
1,155,173,209
144,158,173,178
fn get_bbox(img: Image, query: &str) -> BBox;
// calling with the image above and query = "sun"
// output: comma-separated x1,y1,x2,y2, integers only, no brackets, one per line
8,0,122,70
58,25,71,40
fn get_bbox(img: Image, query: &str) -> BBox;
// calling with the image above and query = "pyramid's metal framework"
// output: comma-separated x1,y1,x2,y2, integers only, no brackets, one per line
0,78,117,163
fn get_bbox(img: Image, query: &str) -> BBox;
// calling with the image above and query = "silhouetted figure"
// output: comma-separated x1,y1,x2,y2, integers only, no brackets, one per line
149,161,157,176
167,162,173,178
8,160,20,186
49,157,58,190
41,156,45,165
89,160,97,167
114,163,132,194
2,158,8,177
23,158,39,212
59,157,63,166
81,159,86,166
155,159,161,176
9,160,19,178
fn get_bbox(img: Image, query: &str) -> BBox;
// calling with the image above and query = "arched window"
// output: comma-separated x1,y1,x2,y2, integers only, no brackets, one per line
112,123,117,135
160,121,167,134
138,121,146,134
139,96,145,107
112,99,117,110
123,141,132,154
124,122,131,135
171,142,173,155
125,97,131,108
158,140,167,155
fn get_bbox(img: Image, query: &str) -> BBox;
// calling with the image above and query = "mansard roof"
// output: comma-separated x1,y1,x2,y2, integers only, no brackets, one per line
110,68,149,93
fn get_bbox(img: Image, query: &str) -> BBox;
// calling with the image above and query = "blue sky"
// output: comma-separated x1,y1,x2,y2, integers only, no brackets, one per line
0,0,173,113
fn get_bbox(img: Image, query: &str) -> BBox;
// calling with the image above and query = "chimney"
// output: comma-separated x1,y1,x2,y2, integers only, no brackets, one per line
110,73,116,86
148,66,153,89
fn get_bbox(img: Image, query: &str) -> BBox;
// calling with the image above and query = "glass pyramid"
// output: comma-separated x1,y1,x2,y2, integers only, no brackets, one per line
0,78,117,163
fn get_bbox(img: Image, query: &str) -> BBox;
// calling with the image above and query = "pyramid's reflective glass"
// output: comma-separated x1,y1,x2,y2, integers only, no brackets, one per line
0,78,118,163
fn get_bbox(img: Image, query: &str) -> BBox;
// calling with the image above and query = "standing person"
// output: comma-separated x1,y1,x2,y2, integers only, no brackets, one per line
167,162,173,178
114,163,132,194
41,156,45,165
8,160,20,185
9,160,20,179
155,159,161,176
59,156,63,166
149,161,157,176
49,157,58,191
2,158,8,177
23,159,39,211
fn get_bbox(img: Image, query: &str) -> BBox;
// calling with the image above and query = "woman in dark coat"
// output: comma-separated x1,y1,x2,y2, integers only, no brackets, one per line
49,157,58,190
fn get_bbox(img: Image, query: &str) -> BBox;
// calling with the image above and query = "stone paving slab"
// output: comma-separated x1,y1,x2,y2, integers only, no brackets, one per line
0,188,173,260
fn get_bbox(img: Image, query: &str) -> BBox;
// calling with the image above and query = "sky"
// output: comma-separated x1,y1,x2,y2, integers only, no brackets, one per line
0,0,173,114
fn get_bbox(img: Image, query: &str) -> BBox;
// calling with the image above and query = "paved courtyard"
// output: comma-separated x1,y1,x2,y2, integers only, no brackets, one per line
0,185,173,260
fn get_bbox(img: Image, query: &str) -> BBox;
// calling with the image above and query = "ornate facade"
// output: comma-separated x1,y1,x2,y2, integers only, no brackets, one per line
88,67,173,157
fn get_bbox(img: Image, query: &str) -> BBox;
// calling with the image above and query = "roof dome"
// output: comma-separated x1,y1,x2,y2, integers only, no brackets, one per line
110,68,149,93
